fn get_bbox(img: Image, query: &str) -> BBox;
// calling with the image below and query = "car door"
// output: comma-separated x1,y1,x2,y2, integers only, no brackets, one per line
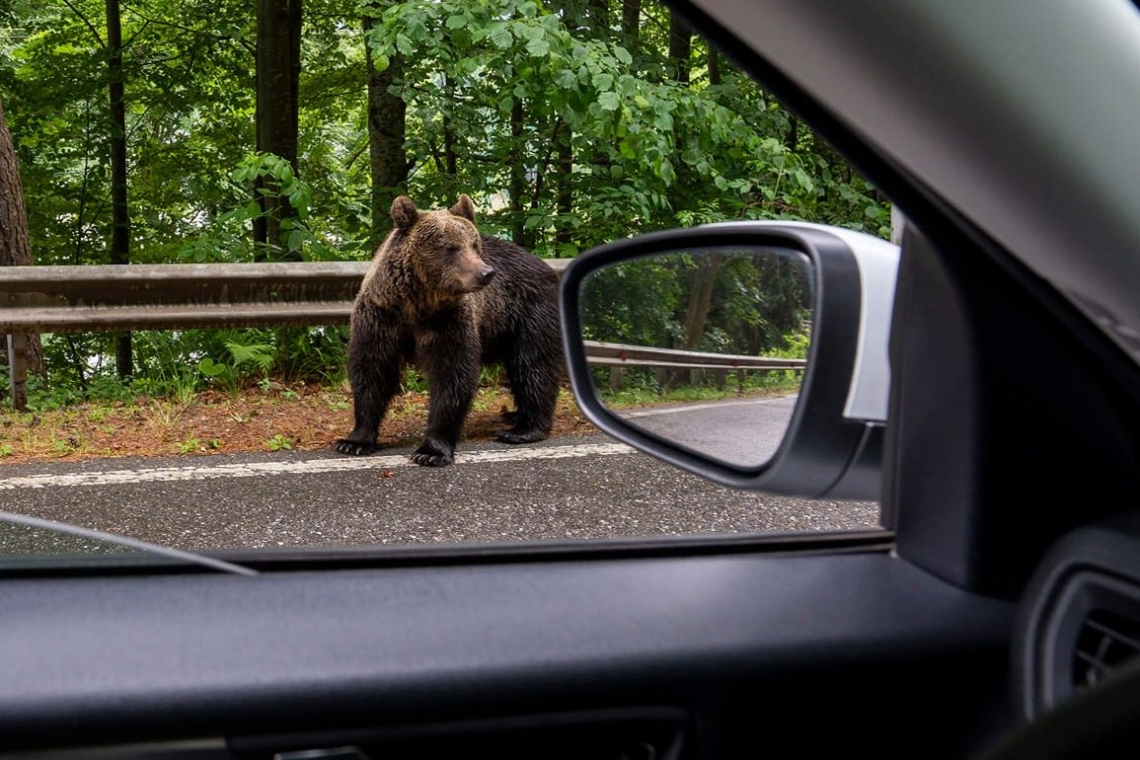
4,0,1140,759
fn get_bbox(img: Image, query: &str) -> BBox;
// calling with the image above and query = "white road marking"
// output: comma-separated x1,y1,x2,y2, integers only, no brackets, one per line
0,442,636,491
619,395,798,419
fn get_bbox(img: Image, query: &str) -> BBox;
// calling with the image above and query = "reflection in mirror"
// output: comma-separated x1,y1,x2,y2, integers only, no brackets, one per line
579,246,814,469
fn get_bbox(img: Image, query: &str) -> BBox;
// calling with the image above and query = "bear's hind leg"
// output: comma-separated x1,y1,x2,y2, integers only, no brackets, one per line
496,351,558,445
335,306,407,456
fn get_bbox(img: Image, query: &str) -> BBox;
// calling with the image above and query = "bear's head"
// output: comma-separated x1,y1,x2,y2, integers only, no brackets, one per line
390,194,495,297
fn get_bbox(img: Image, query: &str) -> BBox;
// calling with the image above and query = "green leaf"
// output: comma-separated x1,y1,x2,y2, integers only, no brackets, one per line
555,69,577,89
445,13,468,29
489,25,513,50
598,91,620,111
198,358,228,378
286,229,305,252
794,170,815,193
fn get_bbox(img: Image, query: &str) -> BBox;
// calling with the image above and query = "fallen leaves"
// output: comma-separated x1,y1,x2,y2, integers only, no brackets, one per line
0,385,591,465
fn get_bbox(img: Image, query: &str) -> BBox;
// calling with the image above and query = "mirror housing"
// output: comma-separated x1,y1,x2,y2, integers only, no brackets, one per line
560,222,899,500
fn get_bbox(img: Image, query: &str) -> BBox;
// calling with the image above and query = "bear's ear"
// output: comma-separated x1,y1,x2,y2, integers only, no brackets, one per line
449,194,477,223
390,196,419,231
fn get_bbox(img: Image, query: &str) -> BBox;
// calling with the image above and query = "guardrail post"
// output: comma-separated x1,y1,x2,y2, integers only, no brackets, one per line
610,365,624,393
7,332,28,411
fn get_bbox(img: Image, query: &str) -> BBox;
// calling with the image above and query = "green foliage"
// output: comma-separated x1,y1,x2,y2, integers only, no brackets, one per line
264,433,293,451
224,340,275,375
769,330,812,360
2,0,889,404
177,437,203,454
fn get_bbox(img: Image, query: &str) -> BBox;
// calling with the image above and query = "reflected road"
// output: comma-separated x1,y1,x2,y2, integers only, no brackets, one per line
614,395,798,466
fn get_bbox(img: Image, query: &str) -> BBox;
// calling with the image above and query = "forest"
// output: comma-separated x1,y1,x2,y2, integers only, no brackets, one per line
0,0,890,409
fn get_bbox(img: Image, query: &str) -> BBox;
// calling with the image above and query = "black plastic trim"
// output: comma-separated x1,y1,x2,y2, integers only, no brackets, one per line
0,550,1014,752
213,529,893,573
228,707,688,760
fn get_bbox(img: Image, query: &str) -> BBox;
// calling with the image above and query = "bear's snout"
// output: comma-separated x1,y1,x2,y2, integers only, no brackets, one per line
454,262,495,294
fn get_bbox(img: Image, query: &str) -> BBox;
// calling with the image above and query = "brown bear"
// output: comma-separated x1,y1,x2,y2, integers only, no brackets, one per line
334,194,563,467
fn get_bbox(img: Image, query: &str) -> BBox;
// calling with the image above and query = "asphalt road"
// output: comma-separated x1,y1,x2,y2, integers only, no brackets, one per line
615,395,798,467
0,432,879,553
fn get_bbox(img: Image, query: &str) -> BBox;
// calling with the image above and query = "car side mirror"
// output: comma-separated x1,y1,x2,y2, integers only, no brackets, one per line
559,222,899,500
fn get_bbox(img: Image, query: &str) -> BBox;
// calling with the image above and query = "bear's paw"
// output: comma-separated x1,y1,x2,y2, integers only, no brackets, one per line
334,438,378,456
410,438,455,467
495,427,549,445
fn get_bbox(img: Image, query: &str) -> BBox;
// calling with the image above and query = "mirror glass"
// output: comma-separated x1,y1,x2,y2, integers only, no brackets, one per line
579,246,814,469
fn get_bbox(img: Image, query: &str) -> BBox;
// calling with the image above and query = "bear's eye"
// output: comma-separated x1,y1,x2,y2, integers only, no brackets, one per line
446,245,460,257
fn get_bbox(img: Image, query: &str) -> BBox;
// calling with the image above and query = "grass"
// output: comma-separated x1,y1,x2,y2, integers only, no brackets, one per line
597,370,803,408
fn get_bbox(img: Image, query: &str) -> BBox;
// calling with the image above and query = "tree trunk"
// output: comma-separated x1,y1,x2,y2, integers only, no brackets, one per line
441,77,458,201
554,120,573,255
255,0,302,260
622,0,641,54
709,46,721,86
665,252,724,389
106,0,132,378
668,9,692,84
588,0,610,32
665,8,694,221
891,206,907,246
682,252,724,349
0,95,45,409
509,97,533,250
364,16,408,245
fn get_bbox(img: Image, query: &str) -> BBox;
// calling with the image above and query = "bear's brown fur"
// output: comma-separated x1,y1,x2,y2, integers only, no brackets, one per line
334,194,562,467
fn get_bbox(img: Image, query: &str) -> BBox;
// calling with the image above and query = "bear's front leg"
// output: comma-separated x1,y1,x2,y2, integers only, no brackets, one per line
410,323,480,467
335,304,408,456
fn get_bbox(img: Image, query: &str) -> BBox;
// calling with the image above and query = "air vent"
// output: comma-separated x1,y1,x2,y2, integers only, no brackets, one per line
1073,608,1140,693
1017,521,1140,719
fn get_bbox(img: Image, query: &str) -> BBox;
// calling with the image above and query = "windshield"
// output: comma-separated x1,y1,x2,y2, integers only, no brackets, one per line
0,510,256,574
0,0,887,569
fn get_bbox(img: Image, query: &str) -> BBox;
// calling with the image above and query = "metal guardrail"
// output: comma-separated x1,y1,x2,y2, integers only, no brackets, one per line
0,262,369,332
1,260,802,410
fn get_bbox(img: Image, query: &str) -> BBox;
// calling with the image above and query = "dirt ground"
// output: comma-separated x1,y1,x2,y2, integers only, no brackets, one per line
0,383,598,465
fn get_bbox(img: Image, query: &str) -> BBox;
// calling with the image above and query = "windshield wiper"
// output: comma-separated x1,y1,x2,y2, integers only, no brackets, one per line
0,510,257,576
